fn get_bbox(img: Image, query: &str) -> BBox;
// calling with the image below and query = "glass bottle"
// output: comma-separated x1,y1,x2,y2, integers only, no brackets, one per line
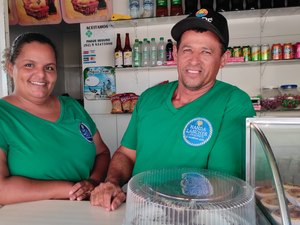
170,0,183,16
231,0,244,10
166,39,174,62
132,39,142,67
150,38,157,67
185,0,198,14
123,33,132,68
216,0,230,12
245,0,258,9
200,0,214,10
156,0,168,16
114,33,123,68
157,37,166,66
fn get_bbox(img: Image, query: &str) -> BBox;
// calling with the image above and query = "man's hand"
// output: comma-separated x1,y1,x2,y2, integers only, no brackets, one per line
90,181,126,211
69,179,96,201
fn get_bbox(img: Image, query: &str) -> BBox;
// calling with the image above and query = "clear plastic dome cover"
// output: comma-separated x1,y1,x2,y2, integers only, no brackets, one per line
123,168,255,225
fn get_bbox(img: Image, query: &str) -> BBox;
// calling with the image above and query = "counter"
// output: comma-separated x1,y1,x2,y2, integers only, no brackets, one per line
0,200,125,225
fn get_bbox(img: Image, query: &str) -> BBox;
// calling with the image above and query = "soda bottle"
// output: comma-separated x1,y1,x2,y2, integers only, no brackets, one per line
156,0,168,16
273,0,285,7
200,0,214,10
129,0,140,18
245,0,258,9
157,37,166,66
231,0,244,10
287,0,300,6
141,38,150,67
260,0,272,8
170,0,183,16
150,38,157,67
142,0,154,18
216,0,230,11
132,39,142,67
166,39,174,62
123,33,132,68
114,33,123,68
185,0,198,14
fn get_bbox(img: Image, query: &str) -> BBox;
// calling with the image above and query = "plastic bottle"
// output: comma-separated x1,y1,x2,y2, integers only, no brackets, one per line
200,0,214,10
129,0,140,18
150,38,157,67
156,0,168,16
216,0,230,12
166,39,174,62
157,37,166,66
142,0,154,18
132,39,142,67
114,33,123,68
141,38,150,67
170,0,183,16
123,33,132,67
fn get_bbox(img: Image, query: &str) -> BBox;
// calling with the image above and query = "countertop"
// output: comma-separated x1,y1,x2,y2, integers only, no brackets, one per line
0,200,125,225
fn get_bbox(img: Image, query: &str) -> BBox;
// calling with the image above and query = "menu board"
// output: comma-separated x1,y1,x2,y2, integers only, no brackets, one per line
60,0,112,24
9,0,18,25
15,0,62,26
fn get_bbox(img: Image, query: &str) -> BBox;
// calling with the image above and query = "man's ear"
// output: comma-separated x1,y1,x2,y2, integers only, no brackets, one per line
220,50,230,69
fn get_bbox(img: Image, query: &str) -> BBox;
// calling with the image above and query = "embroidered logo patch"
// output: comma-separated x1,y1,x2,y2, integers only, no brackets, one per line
183,118,213,146
79,123,93,143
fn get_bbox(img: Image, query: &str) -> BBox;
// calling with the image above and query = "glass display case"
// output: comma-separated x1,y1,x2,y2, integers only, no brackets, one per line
246,117,300,225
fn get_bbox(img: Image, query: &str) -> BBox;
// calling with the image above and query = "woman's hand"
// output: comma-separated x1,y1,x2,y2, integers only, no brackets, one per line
69,179,97,201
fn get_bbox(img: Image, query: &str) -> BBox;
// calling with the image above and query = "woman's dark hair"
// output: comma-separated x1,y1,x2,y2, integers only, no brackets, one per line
8,32,57,64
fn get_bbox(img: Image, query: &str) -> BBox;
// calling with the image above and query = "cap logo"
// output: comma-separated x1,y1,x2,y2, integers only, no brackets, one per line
195,9,213,23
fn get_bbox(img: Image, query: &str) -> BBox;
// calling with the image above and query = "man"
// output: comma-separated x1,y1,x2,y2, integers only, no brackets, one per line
90,8,256,211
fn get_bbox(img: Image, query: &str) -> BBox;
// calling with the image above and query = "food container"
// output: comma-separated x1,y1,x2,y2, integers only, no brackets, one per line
279,84,300,109
260,87,282,110
124,168,255,225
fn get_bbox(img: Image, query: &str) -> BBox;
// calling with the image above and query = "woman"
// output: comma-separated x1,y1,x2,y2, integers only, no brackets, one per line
0,33,110,205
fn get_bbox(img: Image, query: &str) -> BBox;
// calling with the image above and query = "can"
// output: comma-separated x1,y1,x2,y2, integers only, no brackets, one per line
251,45,260,61
261,44,270,61
242,46,251,61
283,43,294,59
295,42,300,59
232,46,242,57
227,47,233,57
271,43,282,60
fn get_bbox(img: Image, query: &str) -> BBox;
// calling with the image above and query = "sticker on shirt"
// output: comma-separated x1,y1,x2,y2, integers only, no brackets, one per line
183,118,213,146
79,123,93,143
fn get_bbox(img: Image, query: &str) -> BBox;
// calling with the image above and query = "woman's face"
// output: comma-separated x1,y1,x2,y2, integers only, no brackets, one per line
8,41,57,102
173,30,228,92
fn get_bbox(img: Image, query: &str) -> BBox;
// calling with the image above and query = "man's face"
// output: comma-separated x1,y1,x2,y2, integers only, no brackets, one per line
173,30,229,92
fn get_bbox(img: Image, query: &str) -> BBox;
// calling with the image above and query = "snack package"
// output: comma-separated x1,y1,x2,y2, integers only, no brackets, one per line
129,93,139,113
111,93,123,113
15,0,62,25
9,0,18,25
60,0,112,24
120,93,131,113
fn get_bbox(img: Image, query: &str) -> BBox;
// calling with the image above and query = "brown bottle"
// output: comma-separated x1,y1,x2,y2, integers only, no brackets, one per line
115,33,123,68
123,33,132,68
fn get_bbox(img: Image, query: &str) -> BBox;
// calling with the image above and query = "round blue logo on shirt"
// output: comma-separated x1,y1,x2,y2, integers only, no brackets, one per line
183,118,213,146
79,123,93,143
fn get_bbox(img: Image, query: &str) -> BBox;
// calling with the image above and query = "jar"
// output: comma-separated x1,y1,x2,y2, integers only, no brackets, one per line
279,84,300,109
261,87,282,110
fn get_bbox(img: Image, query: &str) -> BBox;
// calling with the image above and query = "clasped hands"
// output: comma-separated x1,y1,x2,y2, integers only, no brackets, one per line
69,179,97,201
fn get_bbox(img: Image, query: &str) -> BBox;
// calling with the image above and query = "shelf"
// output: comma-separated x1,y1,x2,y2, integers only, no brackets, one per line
108,7,300,28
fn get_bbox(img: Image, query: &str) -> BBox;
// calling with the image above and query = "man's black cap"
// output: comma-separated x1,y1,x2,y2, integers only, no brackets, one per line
171,8,229,49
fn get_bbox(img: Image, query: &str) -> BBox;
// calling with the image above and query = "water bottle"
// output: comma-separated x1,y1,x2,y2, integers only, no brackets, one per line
132,39,142,67
142,0,154,17
149,38,157,67
141,38,150,67
129,0,140,18
157,37,166,66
